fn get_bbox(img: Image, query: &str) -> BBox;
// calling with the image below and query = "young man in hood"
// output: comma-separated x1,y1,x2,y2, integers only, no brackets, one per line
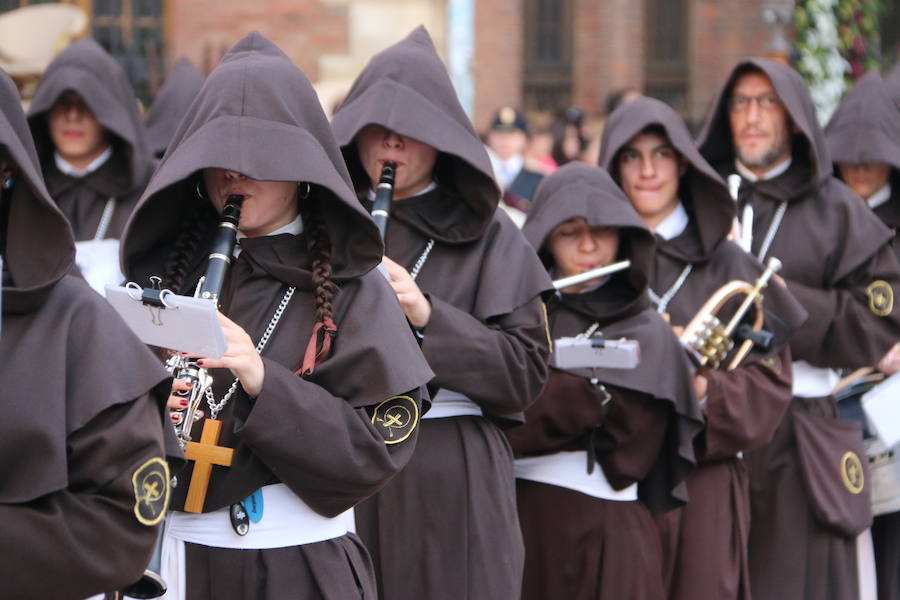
698,58,900,600
27,38,154,295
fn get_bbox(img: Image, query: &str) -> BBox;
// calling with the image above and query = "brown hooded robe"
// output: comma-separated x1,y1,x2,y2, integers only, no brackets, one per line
601,95,808,600
0,68,175,600
826,70,900,600
332,27,553,600
27,37,154,243
122,33,433,600
509,162,703,600
698,58,900,600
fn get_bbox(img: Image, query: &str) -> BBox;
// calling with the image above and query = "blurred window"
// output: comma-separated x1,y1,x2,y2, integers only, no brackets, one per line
645,0,688,112
524,0,573,112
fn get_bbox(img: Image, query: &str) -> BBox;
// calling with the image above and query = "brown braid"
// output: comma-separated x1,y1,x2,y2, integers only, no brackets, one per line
163,186,213,293
298,189,338,375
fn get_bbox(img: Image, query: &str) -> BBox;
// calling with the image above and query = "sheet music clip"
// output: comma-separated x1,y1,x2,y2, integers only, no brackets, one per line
105,278,227,358
128,276,175,326
552,335,641,370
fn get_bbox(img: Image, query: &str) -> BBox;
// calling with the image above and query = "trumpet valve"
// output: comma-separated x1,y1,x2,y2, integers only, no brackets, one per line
685,317,733,369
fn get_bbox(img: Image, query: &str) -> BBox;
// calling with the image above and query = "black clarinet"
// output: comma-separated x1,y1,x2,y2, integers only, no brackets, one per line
118,194,244,600
197,193,245,302
371,162,396,240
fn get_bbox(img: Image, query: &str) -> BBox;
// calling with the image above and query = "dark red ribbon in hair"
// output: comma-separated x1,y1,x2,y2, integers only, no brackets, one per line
298,317,337,376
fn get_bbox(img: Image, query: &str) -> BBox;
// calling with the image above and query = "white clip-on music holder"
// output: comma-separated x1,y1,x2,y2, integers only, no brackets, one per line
105,277,227,358
552,336,641,370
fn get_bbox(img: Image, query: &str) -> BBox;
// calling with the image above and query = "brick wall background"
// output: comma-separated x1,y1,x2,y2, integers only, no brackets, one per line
161,0,777,127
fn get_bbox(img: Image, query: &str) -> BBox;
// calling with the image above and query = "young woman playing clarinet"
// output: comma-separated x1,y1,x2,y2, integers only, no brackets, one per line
121,32,432,600
331,26,554,600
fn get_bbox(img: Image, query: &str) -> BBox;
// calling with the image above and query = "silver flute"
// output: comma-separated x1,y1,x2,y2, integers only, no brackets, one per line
553,260,631,291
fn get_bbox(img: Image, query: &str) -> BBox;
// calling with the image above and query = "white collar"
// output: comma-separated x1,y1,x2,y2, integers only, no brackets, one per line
735,156,793,183
366,180,437,202
867,183,892,209
54,146,113,177
234,214,303,256
653,202,690,241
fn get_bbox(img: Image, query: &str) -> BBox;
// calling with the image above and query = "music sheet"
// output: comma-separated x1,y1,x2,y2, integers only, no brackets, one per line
105,284,227,358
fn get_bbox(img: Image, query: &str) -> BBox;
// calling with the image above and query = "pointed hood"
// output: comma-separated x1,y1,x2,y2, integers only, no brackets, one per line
0,68,75,314
331,26,499,242
27,37,153,191
825,70,900,173
599,96,734,263
697,58,833,189
886,62,900,110
122,32,382,282
523,162,654,321
145,58,205,158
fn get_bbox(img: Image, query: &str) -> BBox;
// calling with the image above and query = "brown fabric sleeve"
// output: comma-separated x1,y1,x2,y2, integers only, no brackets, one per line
234,358,426,518
700,346,793,461
786,245,900,368
594,386,671,490
420,294,550,419
0,397,166,600
506,367,608,456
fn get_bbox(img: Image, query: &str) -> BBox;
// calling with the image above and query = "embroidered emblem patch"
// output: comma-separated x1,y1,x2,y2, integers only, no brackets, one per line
132,457,170,526
867,280,894,317
372,395,419,444
840,451,865,495
759,355,782,376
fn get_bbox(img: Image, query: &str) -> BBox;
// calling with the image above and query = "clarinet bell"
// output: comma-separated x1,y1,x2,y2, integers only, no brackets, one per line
119,569,167,599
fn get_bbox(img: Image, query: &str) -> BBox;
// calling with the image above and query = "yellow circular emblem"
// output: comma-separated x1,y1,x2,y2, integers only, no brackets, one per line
132,457,170,526
866,280,894,317
840,451,865,495
372,395,419,445
500,106,516,125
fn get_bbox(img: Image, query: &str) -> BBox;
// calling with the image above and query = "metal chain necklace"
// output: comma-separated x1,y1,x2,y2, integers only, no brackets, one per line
94,197,116,240
756,201,788,262
648,263,694,315
409,238,435,281
205,286,296,419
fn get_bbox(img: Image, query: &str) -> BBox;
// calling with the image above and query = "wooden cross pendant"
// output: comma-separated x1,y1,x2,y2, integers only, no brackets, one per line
183,419,234,514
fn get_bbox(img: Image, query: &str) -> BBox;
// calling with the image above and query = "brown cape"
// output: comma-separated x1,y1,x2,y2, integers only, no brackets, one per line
27,37,154,241
698,57,900,600
603,95,807,600
509,162,703,600
332,26,553,600
0,67,175,599
145,58,205,158
122,32,434,599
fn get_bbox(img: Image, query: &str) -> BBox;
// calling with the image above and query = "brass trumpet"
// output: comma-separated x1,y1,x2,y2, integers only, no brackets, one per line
679,256,782,371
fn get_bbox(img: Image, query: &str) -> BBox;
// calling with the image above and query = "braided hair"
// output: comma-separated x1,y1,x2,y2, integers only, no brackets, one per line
163,181,214,294
297,187,338,376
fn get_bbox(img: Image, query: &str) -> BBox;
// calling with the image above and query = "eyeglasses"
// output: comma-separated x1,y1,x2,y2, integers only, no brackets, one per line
728,93,782,112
